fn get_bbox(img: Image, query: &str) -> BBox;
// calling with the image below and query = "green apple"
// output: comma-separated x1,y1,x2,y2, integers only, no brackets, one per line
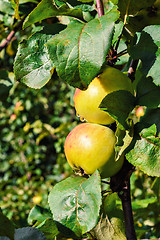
74,66,133,125
64,123,124,178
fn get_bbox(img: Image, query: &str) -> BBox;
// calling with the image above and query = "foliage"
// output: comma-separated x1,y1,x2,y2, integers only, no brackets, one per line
0,0,160,239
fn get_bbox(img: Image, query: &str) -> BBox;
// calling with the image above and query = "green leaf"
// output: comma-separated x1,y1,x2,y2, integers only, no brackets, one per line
92,192,126,240
28,205,52,226
132,197,157,210
48,171,102,237
130,25,160,86
0,209,15,240
115,124,133,161
0,0,15,15
46,10,119,89
36,219,59,239
136,76,160,108
23,0,83,29
118,0,155,19
14,227,47,240
100,90,135,129
126,124,160,177
136,108,160,134
0,237,10,240
14,26,57,89
126,4,160,33
151,177,160,200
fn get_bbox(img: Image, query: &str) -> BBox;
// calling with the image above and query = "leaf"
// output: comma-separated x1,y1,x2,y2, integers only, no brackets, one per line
46,10,119,89
0,0,15,15
0,70,13,101
14,227,47,240
132,197,157,210
92,192,126,240
126,124,160,177
136,76,160,108
0,209,15,240
126,4,160,33
136,108,160,134
0,237,10,240
23,0,84,29
118,0,155,19
14,26,57,89
151,177,160,200
130,25,160,86
100,90,135,130
115,125,133,161
48,171,102,237
28,205,52,226
36,219,59,239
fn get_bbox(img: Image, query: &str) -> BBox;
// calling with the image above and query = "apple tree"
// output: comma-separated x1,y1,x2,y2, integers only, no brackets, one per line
0,0,160,239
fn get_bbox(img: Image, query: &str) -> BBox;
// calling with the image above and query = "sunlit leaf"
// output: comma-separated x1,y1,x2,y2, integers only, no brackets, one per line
48,171,101,237
130,25,160,86
23,0,84,29
126,124,160,177
46,10,119,89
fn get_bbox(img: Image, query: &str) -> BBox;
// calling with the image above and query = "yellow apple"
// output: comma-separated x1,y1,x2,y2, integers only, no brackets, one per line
74,66,133,125
64,123,124,178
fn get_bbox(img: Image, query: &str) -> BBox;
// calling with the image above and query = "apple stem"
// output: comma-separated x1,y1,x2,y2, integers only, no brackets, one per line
95,0,104,17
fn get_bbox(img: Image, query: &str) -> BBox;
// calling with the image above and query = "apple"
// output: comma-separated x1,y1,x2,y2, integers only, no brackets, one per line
74,66,133,125
136,106,145,118
64,123,124,178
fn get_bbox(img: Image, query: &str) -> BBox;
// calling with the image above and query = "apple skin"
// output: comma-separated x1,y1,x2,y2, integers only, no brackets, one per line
74,66,133,125
64,123,124,178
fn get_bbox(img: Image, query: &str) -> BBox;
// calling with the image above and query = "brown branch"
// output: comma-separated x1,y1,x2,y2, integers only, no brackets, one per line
110,160,137,240
95,0,104,17
0,17,25,52
127,59,139,82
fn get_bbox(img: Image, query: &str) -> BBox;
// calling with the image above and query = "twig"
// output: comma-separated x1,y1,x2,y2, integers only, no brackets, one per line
95,0,104,17
0,17,25,52
127,59,139,82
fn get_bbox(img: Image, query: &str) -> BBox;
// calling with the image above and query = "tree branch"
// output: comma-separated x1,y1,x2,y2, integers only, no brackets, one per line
95,0,104,17
127,59,139,82
0,18,25,52
110,160,137,240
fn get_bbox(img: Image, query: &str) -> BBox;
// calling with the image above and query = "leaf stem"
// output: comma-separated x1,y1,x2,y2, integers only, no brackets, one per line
95,0,104,17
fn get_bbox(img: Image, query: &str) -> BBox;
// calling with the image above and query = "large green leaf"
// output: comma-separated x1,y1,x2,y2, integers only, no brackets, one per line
136,76,160,108
14,26,59,89
46,10,119,89
23,0,84,29
100,90,135,130
130,25,160,86
126,124,160,177
48,171,101,237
